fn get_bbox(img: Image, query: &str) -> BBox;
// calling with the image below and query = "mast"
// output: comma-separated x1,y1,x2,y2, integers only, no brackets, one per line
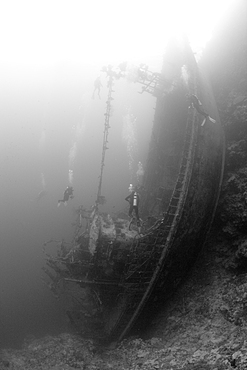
95,69,115,209
95,62,161,210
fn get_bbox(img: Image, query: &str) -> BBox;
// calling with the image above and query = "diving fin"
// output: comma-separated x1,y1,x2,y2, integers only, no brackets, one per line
201,117,207,127
208,116,216,123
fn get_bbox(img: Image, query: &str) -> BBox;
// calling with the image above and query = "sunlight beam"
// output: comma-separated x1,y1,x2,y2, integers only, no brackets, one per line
0,0,236,66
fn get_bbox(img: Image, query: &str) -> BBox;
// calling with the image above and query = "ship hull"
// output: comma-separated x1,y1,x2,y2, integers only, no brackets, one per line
104,41,225,342
45,38,225,343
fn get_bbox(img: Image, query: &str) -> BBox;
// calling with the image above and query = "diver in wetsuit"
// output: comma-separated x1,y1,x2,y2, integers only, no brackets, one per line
58,186,74,206
189,94,216,127
92,77,103,99
125,186,141,231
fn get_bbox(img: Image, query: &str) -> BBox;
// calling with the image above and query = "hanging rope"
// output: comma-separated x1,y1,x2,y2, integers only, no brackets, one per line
94,62,159,210
95,67,115,209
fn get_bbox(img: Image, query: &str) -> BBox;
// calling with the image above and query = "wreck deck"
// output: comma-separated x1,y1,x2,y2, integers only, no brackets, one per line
43,38,225,343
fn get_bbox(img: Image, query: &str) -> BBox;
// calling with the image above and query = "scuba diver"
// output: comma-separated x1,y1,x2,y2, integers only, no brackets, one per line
58,186,74,206
125,186,141,232
92,77,103,99
189,94,216,126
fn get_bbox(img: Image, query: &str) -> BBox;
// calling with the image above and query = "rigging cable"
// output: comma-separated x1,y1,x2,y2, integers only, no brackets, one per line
95,69,115,209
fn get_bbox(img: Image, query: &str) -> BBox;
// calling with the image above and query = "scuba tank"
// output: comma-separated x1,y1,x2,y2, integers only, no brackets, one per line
133,192,138,206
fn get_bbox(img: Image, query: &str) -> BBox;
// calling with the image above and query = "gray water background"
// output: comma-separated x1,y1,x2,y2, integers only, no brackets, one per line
0,59,155,348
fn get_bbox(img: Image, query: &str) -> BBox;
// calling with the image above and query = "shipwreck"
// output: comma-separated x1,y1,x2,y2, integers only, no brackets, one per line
43,37,225,343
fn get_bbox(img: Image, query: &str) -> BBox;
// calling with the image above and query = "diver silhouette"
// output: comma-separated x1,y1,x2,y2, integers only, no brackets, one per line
189,94,216,126
125,186,141,232
58,186,74,206
92,77,103,99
